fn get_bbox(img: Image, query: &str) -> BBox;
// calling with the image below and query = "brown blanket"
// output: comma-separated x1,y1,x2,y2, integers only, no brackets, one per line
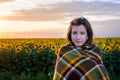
53,45,109,80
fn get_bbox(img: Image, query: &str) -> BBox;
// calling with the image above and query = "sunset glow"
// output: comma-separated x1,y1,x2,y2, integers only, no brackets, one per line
0,0,120,38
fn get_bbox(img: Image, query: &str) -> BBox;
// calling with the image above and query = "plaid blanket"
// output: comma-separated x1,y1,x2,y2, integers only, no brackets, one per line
53,45,109,80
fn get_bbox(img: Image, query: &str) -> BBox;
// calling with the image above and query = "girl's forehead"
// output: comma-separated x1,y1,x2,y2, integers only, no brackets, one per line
72,25,86,30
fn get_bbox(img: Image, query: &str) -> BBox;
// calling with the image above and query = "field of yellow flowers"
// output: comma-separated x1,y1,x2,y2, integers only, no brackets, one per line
0,38,120,80
0,38,119,53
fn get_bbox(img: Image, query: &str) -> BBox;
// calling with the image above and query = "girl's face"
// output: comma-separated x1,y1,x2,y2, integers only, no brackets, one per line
71,25,88,47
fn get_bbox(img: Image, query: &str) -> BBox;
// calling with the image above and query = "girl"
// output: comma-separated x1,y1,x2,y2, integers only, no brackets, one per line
53,17,109,80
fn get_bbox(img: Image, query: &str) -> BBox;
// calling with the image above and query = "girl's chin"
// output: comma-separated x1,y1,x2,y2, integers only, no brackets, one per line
75,44,83,47
75,45,82,48
75,46,82,49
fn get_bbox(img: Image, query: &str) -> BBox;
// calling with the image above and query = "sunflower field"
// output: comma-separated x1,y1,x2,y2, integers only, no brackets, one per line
0,38,119,80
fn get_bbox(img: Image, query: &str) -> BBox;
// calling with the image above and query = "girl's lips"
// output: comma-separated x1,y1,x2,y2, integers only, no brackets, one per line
76,40,82,42
76,41,82,43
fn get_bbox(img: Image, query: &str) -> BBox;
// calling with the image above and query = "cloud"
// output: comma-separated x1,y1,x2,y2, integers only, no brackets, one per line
91,19,120,37
0,1,120,22
0,0,15,3
0,29,67,38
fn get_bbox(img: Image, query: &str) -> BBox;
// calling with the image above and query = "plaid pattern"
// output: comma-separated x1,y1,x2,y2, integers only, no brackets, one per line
53,45,109,80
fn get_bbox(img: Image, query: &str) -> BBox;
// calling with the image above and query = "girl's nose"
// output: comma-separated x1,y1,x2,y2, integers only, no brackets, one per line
76,35,81,40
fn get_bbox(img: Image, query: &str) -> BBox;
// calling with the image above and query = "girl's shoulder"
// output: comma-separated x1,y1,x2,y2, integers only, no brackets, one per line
59,45,73,52
86,44,102,56
58,45,73,55
91,44,101,54
84,44,101,54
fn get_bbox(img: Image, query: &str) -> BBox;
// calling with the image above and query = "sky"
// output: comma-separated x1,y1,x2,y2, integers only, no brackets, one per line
0,0,120,38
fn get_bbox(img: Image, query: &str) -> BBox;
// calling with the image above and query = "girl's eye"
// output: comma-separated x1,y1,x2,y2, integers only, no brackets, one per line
72,31,77,34
80,32,85,34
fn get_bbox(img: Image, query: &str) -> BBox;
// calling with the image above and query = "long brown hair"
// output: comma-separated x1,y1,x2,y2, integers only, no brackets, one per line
67,17,93,47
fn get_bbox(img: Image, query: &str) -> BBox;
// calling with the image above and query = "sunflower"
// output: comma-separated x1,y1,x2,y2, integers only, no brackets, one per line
15,46,23,53
104,46,112,53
